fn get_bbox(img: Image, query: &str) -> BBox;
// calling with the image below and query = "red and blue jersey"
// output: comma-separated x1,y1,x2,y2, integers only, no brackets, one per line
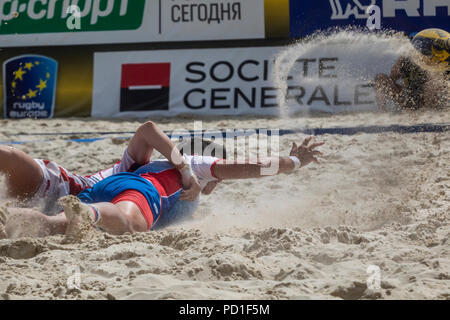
78,161,183,226
77,155,221,228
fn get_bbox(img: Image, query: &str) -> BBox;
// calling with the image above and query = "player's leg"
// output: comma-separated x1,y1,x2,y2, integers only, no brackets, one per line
0,197,148,239
2,208,67,239
92,202,148,234
59,195,149,237
0,146,44,199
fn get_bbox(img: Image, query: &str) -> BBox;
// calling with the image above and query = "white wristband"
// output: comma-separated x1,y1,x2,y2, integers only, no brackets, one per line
289,156,301,169
179,163,194,180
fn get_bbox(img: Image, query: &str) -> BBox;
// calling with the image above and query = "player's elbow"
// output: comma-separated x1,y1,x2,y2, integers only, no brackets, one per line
135,121,158,141
139,120,157,133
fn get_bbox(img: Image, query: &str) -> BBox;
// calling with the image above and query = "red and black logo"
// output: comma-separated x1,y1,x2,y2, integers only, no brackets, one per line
120,63,171,112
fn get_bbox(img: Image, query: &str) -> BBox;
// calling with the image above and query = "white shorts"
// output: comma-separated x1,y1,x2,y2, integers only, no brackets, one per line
34,159,90,201
33,149,137,214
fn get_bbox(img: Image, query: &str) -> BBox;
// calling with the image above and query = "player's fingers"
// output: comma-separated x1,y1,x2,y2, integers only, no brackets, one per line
312,151,323,156
302,136,312,147
308,142,325,150
181,189,198,202
290,142,297,153
179,190,191,201
181,195,194,201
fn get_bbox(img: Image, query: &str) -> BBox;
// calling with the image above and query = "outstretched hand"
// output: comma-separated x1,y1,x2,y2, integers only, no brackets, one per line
290,136,325,168
179,174,202,201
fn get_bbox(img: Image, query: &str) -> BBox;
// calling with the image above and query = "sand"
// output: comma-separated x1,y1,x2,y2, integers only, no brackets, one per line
0,109,449,300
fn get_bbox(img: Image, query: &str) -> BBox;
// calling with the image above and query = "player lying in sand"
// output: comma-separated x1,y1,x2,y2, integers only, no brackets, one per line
0,121,203,211
0,136,324,239
374,28,449,111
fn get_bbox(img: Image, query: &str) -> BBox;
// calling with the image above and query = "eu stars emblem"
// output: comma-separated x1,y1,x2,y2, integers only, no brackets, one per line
3,55,58,119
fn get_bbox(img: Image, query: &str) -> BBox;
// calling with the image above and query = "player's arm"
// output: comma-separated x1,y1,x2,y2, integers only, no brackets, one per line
212,137,324,180
127,121,184,168
127,121,201,201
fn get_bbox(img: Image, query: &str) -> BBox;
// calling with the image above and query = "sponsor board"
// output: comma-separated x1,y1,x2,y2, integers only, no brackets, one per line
0,0,146,34
3,55,58,119
92,46,400,118
290,0,450,38
1,0,265,47
120,63,171,112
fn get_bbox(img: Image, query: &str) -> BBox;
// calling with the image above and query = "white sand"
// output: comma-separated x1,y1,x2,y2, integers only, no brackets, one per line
0,109,449,300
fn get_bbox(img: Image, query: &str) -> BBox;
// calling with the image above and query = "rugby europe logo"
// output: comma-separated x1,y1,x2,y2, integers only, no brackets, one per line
3,55,58,119
329,0,449,20
0,0,145,34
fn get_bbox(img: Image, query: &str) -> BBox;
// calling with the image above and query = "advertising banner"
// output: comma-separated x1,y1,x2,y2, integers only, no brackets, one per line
1,0,266,47
3,55,58,119
91,45,400,118
0,47,94,118
290,0,450,38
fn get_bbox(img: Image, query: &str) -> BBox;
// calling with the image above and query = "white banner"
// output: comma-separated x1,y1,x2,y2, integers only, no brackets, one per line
1,0,265,47
92,45,401,118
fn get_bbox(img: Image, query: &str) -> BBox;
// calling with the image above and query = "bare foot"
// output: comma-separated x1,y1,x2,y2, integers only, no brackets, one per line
58,196,95,242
